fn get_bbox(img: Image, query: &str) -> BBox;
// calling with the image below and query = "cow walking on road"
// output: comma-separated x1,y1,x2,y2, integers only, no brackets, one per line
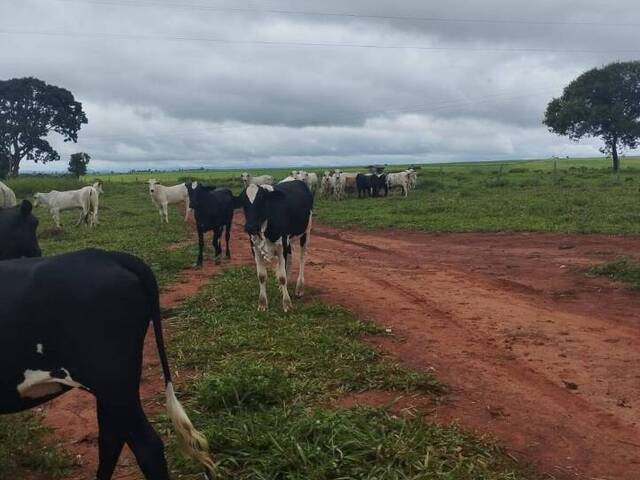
186,182,234,267
0,249,215,480
234,180,313,312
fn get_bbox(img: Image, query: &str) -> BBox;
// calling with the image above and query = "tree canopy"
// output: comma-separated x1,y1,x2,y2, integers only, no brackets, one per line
0,77,87,177
68,152,91,178
544,61,640,172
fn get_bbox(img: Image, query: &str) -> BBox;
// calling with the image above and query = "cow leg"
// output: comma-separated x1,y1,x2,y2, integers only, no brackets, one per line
283,236,292,280
96,400,126,480
163,203,169,223
52,209,61,228
225,223,231,259
157,207,164,223
212,227,222,265
195,229,204,267
253,244,269,311
296,211,312,298
184,196,190,222
275,242,293,312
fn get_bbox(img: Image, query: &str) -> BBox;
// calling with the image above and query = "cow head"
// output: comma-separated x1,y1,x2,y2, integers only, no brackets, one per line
234,184,284,236
0,200,41,260
185,181,215,210
93,181,104,194
147,179,159,194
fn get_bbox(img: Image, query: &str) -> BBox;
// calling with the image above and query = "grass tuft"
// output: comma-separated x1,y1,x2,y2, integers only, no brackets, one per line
589,257,640,289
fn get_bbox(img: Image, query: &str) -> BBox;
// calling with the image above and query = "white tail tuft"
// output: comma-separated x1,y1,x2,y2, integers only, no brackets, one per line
166,382,216,478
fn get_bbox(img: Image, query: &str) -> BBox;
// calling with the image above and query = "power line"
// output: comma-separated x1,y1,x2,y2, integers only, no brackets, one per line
52,0,640,29
1,28,638,54
77,88,554,142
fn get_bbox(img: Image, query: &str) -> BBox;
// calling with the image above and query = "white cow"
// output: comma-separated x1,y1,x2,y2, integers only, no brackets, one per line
33,187,96,228
241,172,275,188
293,171,319,194
0,181,17,208
335,172,358,200
148,179,190,223
406,169,418,190
320,172,335,198
386,171,411,197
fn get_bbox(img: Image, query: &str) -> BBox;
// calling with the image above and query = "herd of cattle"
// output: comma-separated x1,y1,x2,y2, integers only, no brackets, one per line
0,166,417,479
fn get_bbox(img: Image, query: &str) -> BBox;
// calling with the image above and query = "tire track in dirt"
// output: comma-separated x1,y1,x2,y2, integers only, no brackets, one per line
308,225,640,480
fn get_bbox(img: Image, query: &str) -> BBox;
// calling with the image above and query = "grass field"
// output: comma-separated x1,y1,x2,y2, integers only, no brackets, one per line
0,168,544,479
161,268,536,480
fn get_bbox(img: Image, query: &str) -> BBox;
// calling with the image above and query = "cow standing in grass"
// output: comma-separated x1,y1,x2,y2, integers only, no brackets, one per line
147,179,190,223
386,171,411,197
33,186,97,228
0,180,17,208
0,249,215,480
234,180,313,312
186,182,234,267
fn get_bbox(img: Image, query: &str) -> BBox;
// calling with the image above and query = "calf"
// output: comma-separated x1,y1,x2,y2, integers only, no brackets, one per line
33,187,96,228
147,179,190,223
0,249,214,480
386,171,410,197
240,172,275,188
0,180,17,208
186,182,234,266
356,173,374,198
0,200,41,260
234,180,313,312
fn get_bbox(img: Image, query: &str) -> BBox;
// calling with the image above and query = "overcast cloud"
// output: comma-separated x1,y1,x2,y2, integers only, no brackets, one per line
2,0,639,172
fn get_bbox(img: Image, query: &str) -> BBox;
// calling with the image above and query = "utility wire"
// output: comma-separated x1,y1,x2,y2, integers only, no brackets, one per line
51,0,640,29
1,28,638,54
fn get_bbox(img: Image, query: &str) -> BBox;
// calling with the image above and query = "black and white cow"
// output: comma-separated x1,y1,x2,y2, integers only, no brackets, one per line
234,180,313,312
0,200,41,261
186,182,234,267
0,249,214,480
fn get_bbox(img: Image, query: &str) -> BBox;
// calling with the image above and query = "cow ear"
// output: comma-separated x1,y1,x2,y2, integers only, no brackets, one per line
20,199,33,217
265,190,286,200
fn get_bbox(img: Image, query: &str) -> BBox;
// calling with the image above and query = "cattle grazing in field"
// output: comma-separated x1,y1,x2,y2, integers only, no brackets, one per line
386,171,411,197
0,249,215,480
234,180,313,312
33,186,98,228
0,180,17,208
356,173,374,198
371,173,388,197
240,172,275,188
186,182,234,266
0,200,41,260
147,179,190,223
293,171,319,194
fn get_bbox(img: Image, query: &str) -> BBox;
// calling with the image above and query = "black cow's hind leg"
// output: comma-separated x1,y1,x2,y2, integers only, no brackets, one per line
125,401,170,480
96,400,126,480
212,227,222,265
225,222,231,259
196,228,204,267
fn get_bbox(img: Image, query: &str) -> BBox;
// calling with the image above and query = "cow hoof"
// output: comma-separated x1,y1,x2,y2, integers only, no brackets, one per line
258,304,268,312
193,262,203,269
283,300,293,312
295,289,304,298
215,257,222,265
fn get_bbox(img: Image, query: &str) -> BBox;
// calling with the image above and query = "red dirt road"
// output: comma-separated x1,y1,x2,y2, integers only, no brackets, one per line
29,224,640,480
308,225,640,480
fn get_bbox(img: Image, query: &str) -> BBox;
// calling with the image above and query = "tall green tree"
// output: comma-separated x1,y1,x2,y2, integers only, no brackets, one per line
0,77,87,177
544,61,640,172
68,152,90,178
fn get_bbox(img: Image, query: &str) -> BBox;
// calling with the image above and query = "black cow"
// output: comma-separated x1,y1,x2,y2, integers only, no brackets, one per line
371,173,388,197
234,180,313,312
186,182,234,267
0,200,41,260
0,249,214,480
356,173,374,198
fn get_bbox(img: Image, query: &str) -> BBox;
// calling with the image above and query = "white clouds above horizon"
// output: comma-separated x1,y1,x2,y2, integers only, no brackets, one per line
3,0,639,172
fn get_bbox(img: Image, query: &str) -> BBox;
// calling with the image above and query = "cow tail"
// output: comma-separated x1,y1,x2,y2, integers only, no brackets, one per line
116,253,216,478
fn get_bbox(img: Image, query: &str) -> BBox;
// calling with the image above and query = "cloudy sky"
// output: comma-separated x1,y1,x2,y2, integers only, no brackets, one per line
2,0,639,172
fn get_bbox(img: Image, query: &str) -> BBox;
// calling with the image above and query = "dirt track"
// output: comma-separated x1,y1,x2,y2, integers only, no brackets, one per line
309,225,640,480
32,224,640,480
